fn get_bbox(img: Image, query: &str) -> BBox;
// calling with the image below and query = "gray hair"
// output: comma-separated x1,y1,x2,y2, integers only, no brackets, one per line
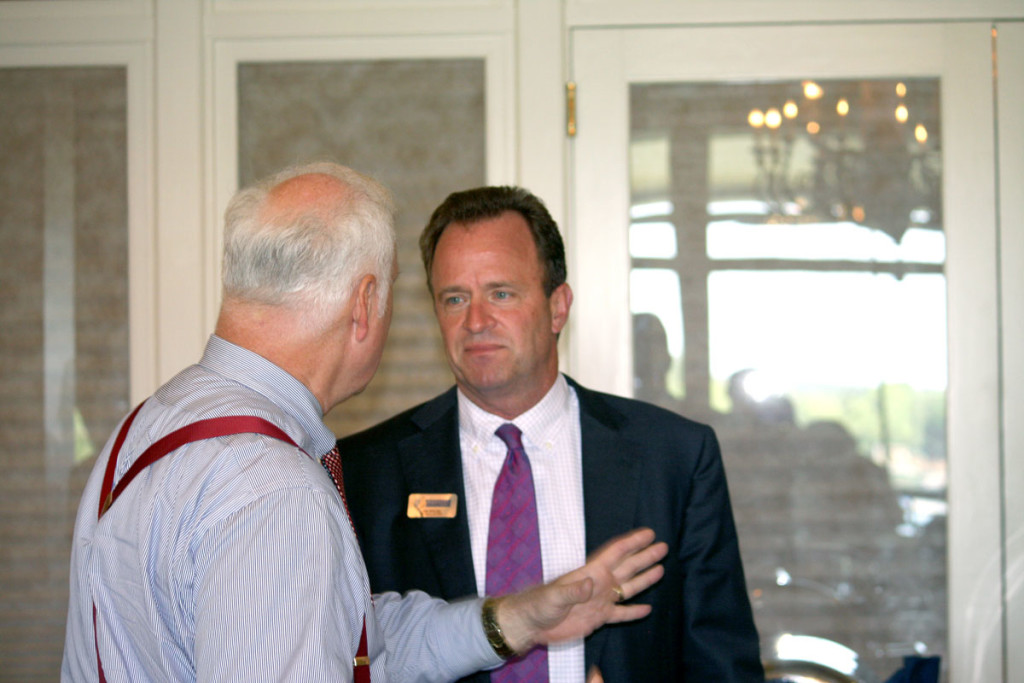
222,162,396,324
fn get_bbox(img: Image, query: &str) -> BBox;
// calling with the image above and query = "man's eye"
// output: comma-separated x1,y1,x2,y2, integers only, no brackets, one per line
444,295,465,306
493,291,510,300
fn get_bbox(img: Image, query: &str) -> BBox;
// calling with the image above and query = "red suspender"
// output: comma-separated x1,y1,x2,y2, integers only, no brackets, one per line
98,401,146,518
93,402,370,681
98,410,299,517
355,615,371,683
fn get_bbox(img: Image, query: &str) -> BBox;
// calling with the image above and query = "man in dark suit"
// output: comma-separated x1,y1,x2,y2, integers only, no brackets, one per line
341,186,764,682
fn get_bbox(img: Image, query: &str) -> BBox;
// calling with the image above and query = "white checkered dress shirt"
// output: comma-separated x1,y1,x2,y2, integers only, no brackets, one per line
458,374,586,683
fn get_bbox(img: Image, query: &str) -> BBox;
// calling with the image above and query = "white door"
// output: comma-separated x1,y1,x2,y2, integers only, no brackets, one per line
570,23,1004,682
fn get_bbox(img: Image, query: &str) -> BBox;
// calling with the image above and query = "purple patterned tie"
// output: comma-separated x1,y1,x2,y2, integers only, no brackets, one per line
486,424,548,682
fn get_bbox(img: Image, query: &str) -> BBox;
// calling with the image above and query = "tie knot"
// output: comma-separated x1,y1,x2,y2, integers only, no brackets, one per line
495,423,524,451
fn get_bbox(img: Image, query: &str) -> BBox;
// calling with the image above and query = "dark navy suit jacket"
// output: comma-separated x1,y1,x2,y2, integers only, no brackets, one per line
340,377,764,682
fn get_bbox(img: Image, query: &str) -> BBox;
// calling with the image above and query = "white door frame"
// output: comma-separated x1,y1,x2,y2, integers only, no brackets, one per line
569,22,1010,682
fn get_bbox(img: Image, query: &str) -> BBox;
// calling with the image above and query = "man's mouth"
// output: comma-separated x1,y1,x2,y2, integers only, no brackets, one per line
463,342,504,355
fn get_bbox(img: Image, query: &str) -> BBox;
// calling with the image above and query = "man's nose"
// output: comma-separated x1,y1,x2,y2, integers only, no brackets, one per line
464,299,493,333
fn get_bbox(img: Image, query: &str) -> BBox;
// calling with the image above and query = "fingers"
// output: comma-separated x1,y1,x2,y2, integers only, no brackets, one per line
602,565,664,623
588,529,667,584
589,527,657,563
587,665,605,683
610,538,668,580
592,528,667,606
613,544,667,600
602,601,653,624
509,527,668,647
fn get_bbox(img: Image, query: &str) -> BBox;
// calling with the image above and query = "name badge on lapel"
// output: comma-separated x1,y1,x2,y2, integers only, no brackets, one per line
407,493,458,519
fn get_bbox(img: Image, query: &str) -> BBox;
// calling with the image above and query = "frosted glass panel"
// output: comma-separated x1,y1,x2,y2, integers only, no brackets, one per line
238,58,486,437
0,66,129,679
630,78,946,680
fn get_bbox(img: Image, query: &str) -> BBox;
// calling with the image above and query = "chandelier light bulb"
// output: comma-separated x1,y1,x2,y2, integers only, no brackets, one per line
803,81,823,100
895,104,909,123
896,82,907,97
915,123,928,144
836,98,850,117
783,100,799,119
765,108,783,129
806,121,820,134
748,108,765,128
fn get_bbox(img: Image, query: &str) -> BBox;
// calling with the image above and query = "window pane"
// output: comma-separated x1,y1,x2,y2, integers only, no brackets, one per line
630,78,946,679
238,58,486,437
0,66,129,678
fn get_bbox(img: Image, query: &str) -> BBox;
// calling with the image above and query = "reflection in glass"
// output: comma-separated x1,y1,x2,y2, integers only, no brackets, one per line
0,67,129,678
706,221,945,263
631,271,684,401
238,59,486,437
630,221,678,259
629,79,946,680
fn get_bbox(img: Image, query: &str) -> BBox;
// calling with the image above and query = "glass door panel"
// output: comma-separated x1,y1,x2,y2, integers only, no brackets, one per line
571,23,1000,683
236,58,486,437
629,77,946,680
0,66,129,679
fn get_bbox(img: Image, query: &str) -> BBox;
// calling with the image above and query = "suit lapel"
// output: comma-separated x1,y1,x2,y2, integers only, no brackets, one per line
397,391,479,600
572,381,643,553
570,379,644,672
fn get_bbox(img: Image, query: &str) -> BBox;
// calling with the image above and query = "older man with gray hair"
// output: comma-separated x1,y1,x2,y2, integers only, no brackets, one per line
62,162,666,682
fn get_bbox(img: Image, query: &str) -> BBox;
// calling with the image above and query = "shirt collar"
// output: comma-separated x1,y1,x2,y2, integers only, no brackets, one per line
198,334,337,457
457,374,572,453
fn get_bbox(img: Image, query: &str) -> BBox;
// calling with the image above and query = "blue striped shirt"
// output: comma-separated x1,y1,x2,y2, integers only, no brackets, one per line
63,335,499,682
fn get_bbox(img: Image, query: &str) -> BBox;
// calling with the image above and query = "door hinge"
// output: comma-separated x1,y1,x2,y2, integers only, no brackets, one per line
566,81,577,137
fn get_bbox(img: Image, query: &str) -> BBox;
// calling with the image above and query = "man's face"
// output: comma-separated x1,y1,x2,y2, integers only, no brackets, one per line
430,211,572,418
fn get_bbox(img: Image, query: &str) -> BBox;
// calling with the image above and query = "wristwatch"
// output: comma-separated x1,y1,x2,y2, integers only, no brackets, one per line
481,597,517,659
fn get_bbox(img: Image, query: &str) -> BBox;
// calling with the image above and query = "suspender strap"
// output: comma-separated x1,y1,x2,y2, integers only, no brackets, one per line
355,614,371,682
93,404,371,681
98,401,146,518
98,413,299,518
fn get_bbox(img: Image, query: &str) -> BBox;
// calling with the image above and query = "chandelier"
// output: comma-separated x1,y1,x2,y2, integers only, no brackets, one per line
745,79,941,243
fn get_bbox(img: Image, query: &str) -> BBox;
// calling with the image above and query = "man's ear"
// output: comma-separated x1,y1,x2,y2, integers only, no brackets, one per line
549,282,573,335
352,274,377,342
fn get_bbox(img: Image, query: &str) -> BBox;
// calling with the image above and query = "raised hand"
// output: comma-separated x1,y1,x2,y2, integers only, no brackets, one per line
492,527,668,653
